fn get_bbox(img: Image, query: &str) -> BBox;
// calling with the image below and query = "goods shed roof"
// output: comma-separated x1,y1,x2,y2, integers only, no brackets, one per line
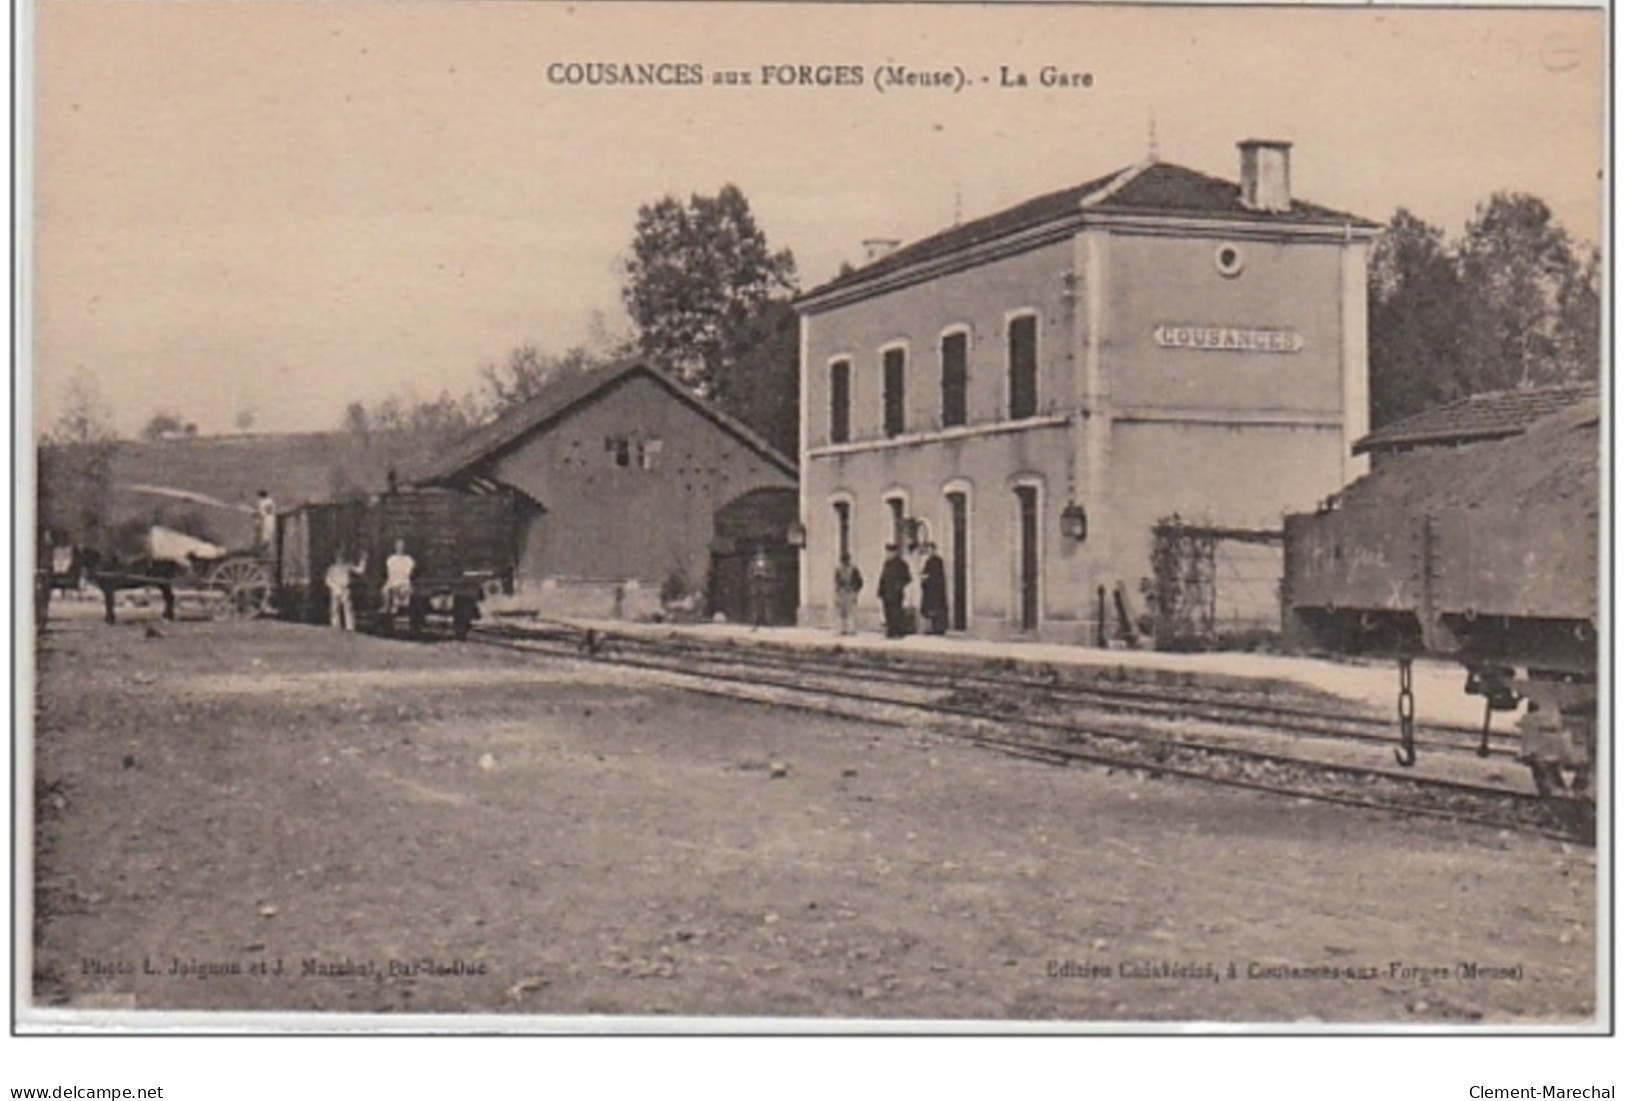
411,359,797,487
1353,382,1600,455
1338,397,1599,515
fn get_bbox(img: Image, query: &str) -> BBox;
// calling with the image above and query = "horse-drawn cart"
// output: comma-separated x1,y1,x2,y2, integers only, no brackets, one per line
87,525,274,624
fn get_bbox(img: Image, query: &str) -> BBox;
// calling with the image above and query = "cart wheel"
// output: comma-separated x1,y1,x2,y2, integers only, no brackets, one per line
207,557,272,620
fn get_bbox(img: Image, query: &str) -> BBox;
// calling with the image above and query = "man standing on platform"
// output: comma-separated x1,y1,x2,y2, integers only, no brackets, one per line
919,542,948,635
747,545,776,629
878,544,911,639
832,552,863,636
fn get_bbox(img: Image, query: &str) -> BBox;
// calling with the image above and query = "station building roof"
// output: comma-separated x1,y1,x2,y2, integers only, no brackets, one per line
797,159,1379,308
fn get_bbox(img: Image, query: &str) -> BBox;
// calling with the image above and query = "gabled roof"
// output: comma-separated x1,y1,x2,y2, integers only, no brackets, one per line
410,359,797,486
800,159,1378,304
1338,397,1598,516
1353,382,1600,455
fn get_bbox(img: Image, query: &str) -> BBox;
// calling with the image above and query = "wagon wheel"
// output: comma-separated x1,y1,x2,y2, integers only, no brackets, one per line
206,556,272,620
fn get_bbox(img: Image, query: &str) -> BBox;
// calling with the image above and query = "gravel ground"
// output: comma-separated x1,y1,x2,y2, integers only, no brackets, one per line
27,613,1598,1025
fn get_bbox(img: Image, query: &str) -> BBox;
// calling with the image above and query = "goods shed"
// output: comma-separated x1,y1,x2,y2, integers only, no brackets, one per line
413,360,799,623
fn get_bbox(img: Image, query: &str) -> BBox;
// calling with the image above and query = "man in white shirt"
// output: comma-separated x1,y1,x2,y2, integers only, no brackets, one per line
255,490,277,551
383,539,415,615
325,550,364,630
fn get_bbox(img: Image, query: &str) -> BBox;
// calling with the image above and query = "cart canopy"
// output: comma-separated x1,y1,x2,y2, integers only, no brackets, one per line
148,525,227,564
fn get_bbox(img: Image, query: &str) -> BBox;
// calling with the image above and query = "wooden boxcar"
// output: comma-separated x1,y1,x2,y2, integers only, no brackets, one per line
277,488,517,638
1282,402,1598,797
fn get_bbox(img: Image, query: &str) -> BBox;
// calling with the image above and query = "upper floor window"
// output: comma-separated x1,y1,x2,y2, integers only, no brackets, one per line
940,330,968,428
1008,313,1039,420
882,347,907,438
829,359,852,444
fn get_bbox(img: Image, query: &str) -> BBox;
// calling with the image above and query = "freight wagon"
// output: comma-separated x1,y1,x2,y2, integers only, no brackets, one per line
1282,400,1599,799
276,488,518,638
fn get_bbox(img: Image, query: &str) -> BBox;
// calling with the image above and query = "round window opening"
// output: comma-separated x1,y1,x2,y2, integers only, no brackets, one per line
1215,244,1245,278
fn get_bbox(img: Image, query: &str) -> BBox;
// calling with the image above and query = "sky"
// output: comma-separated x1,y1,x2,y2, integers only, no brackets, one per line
27,1,1605,436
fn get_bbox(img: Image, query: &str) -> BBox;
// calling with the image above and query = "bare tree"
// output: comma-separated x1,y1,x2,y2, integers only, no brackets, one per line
478,344,605,415
39,368,120,546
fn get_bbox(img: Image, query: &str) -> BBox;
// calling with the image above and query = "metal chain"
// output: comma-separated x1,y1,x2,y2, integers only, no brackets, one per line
1395,657,1417,767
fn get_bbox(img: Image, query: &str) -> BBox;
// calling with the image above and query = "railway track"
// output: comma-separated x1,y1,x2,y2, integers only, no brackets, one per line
595,629,1522,760
468,622,1594,846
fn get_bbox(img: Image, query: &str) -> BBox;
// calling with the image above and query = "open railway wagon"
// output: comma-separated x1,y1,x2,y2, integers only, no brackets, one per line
1282,401,1599,801
276,487,518,639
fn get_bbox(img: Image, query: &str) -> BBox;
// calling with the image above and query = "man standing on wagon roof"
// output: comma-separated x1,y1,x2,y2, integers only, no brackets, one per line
383,538,416,615
255,489,277,551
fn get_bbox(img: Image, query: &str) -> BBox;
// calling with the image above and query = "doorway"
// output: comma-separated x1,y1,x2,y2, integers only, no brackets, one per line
1014,485,1039,632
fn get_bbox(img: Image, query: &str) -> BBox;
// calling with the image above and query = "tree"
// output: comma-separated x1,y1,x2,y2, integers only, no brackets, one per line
140,410,197,441
622,184,798,399
1554,243,1601,383
477,343,603,415
336,387,483,496
342,400,371,441
1366,194,1600,428
1367,209,1470,427
1456,192,1586,391
405,389,482,437
39,368,120,546
713,299,800,458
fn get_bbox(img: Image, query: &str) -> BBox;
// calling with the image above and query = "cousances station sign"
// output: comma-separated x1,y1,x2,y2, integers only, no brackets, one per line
1153,324,1305,353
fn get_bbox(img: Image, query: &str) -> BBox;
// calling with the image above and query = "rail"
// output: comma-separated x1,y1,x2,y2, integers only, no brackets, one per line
466,622,1594,847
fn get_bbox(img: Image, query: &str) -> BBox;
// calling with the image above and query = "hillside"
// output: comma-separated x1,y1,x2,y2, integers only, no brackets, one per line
40,429,447,549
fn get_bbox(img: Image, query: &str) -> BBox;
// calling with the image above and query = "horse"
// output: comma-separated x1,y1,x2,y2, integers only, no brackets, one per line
78,548,185,625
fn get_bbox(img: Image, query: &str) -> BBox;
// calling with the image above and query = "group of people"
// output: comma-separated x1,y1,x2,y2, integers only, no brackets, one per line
325,539,416,631
833,542,949,639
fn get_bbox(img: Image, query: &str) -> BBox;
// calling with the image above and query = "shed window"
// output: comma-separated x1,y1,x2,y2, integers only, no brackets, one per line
829,360,851,444
1008,314,1038,420
940,331,968,428
882,348,906,438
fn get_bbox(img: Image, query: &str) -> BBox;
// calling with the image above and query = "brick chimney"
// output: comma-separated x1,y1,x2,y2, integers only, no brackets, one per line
1238,139,1292,214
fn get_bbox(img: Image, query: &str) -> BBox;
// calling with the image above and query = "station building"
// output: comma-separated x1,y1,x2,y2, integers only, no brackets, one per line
794,141,1380,642
415,359,799,623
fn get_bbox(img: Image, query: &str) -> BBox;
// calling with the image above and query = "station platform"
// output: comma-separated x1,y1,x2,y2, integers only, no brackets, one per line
517,614,1503,732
